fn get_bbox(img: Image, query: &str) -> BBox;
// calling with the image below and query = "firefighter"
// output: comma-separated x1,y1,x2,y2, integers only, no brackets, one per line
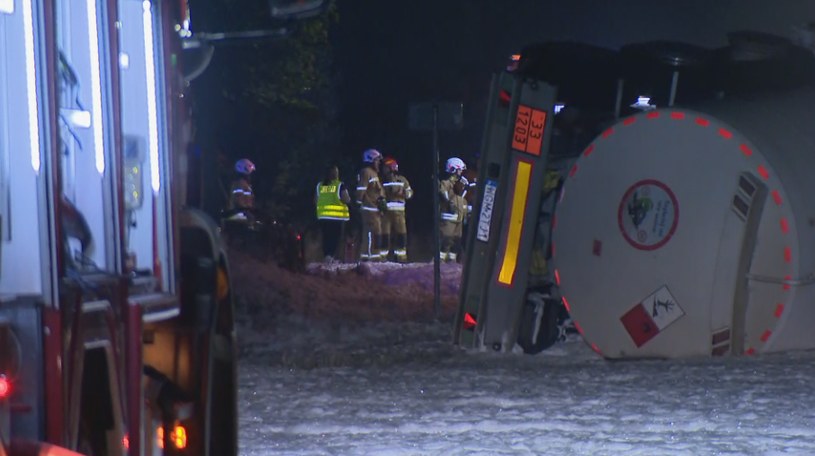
226,158,257,222
461,153,480,254
381,156,413,262
439,157,466,262
355,148,387,261
315,164,351,262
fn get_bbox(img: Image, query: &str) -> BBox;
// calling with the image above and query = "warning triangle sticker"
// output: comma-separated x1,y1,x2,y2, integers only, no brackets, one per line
621,285,684,348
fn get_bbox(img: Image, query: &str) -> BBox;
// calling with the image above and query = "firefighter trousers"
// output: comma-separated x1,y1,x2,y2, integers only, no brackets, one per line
440,220,462,261
382,209,408,261
359,209,386,261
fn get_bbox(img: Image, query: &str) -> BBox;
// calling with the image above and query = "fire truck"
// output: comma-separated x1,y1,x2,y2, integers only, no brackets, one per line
2,0,330,453
0,0,242,453
455,30,815,360
0,0,330,454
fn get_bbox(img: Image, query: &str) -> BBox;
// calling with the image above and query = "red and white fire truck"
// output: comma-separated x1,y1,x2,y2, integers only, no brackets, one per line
0,0,250,454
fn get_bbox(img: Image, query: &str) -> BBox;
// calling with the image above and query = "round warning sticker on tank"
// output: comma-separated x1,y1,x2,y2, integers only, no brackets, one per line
617,179,679,251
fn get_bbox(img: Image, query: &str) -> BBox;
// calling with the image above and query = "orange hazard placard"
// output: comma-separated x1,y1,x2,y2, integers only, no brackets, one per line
511,105,547,156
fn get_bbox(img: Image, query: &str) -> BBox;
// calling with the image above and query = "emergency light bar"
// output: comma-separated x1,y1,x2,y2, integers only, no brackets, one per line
630,95,656,111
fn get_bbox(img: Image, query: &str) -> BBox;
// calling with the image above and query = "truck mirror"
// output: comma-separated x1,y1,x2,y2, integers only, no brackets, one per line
268,0,327,20
181,40,215,83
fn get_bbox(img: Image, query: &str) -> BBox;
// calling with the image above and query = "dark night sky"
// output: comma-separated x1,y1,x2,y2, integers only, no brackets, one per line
336,0,815,155
191,0,814,235
333,0,814,238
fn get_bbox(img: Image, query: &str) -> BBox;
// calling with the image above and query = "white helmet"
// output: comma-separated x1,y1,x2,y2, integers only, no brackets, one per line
362,148,382,163
445,157,466,174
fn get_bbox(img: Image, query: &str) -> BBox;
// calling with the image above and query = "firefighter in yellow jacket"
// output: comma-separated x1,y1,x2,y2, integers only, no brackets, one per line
439,157,467,262
355,148,387,261
226,158,256,222
381,156,413,262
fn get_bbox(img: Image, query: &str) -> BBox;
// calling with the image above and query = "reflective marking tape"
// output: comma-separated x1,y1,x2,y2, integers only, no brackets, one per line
498,160,532,285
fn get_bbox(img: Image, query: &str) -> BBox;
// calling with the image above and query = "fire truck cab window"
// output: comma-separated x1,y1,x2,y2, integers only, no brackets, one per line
117,0,174,292
55,1,116,273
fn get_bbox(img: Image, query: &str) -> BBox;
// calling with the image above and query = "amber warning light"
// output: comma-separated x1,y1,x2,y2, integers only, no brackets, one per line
507,53,521,72
157,423,188,449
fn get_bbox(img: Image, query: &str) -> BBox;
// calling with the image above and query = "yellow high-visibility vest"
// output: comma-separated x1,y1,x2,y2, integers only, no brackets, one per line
316,180,350,221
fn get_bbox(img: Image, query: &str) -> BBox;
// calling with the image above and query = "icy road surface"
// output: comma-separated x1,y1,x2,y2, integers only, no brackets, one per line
237,318,815,455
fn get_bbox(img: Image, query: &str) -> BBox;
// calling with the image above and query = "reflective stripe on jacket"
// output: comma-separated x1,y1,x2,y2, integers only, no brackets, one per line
228,177,254,210
316,180,350,221
356,166,384,209
383,174,413,211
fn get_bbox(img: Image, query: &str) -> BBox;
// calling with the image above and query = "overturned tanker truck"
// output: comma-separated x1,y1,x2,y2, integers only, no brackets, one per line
455,29,815,359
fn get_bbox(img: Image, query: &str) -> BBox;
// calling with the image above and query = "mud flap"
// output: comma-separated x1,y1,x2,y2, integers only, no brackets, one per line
517,290,561,354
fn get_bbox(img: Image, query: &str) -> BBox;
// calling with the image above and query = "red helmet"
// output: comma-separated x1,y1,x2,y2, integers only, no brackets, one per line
383,157,398,172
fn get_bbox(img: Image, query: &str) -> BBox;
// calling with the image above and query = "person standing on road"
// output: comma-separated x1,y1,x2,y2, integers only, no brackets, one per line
439,157,466,262
355,148,387,261
315,164,351,262
227,158,257,221
381,157,413,262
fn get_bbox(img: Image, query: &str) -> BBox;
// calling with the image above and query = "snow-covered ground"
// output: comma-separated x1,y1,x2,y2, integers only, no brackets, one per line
233,257,815,455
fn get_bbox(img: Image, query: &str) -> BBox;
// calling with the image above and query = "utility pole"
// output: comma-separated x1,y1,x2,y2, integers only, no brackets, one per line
431,105,441,319
408,101,463,319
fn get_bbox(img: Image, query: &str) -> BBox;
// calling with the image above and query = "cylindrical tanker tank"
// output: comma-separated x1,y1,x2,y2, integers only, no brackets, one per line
552,88,815,359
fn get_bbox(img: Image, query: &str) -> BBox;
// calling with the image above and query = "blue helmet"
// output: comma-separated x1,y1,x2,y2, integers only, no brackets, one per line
235,158,256,175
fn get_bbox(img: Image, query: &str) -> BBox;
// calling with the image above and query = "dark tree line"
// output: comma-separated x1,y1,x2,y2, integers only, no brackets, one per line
189,0,341,225
188,0,543,238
